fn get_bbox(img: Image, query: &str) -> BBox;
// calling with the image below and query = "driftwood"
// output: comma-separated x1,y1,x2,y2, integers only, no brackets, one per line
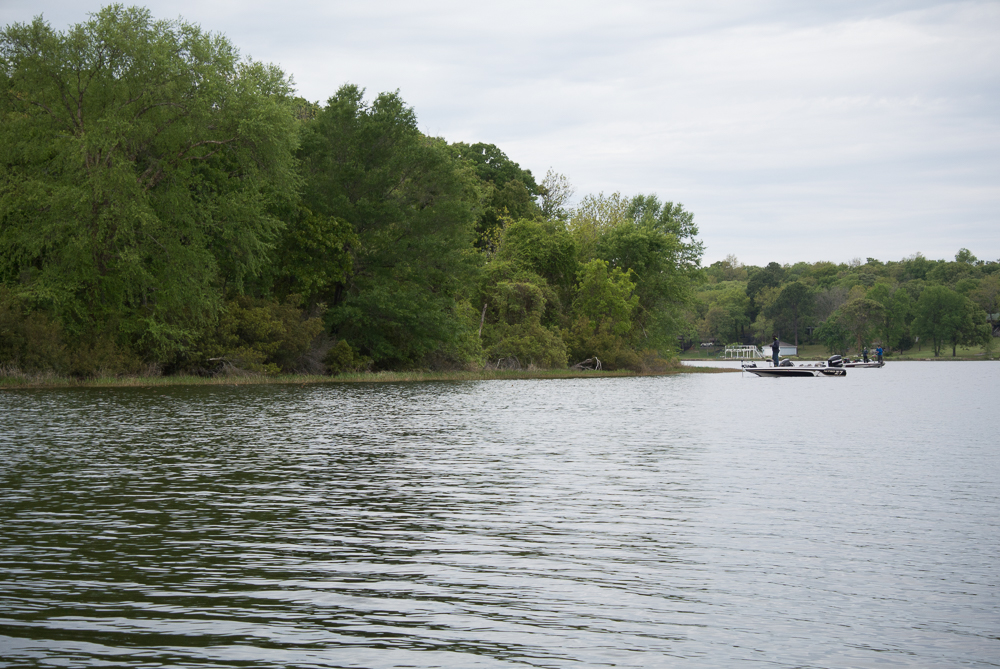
490,356,522,370
571,357,602,371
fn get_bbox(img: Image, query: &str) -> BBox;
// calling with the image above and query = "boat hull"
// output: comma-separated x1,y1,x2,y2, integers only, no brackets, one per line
742,364,846,377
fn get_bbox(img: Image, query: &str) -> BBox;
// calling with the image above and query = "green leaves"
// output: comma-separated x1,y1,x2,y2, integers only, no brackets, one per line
299,86,479,368
912,285,988,357
0,8,711,375
572,259,638,338
0,6,299,358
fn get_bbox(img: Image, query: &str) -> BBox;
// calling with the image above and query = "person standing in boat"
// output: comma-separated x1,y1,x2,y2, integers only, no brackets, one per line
771,336,780,366
876,345,884,364
862,346,869,363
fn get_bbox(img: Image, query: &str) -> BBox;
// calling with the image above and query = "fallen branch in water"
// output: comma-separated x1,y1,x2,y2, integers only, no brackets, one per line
571,357,602,371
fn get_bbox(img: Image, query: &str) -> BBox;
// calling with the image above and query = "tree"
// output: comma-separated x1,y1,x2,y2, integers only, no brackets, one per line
298,85,479,368
567,192,633,260
746,262,786,319
955,248,978,265
970,275,1000,318
0,6,298,359
815,316,851,356
700,283,751,343
706,255,747,283
494,218,578,298
478,262,566,369
592,196,703,352
564,259,641,369
866,283,913,353
836,298,885,352
948,297,990,356
814,286,849,324
911,286,968,357
538,169,575,221
265,207,355,309
571,259,638,337
448,142,541,249
766,281,813,346
704,306,734,343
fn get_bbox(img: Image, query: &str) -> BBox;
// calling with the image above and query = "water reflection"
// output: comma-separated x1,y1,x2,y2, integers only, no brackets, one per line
1,364,998,667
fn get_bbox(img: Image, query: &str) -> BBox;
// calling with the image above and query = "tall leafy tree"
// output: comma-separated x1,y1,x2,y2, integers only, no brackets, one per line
835,298,885,352
568,192,632,260
448,142,540,250
911,286,970,357
948,297,990,356
0,6,298,357
815,316,851,356
746,262,786,319
493,218,578,300
970,275,1000,319
698,282,751,343
538,169,575,221
298,85,479,367
766,281,813,345
592,195,703,351
866,283,913,352
564,259,641,368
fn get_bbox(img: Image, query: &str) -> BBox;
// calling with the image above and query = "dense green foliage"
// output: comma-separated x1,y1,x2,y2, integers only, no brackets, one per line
0,6,298,366
693,251,998,357
0,7,704,376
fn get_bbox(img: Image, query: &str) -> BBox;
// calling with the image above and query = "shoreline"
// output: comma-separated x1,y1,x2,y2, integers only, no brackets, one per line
0,365,737,390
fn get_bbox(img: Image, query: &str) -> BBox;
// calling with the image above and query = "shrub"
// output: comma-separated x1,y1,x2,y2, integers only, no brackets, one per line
563,316,640,371
198,296,325,375
324,340,371,375
484,321,568,369
66,333,144,378
0,287,68,373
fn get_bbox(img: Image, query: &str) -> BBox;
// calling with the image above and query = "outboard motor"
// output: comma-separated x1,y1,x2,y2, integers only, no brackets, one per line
827,354,843,368
779,358,793,367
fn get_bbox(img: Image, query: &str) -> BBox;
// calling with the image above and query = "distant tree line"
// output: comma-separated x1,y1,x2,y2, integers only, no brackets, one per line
0,6,703,377
693,251,998,357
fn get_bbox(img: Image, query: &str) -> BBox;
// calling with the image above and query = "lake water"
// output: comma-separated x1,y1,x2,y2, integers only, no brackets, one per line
1,362,998,668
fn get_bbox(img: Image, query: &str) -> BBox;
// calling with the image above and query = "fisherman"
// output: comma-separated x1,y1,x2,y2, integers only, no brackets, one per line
771,336,780,367
862,346,869,363
876,345,884,364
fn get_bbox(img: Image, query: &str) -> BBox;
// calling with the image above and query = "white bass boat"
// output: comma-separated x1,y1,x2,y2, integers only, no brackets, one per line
742,355,847,378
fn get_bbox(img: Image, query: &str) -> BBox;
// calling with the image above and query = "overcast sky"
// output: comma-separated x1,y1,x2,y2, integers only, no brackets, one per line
3,0,998,267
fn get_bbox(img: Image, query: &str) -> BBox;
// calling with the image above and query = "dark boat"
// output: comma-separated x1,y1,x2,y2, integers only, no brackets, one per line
843,360,884,368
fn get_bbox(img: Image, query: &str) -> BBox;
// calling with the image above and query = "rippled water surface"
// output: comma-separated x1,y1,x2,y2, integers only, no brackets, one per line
1,362,998,667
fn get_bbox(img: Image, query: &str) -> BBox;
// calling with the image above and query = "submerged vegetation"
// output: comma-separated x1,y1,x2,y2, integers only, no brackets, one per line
1,6,996,386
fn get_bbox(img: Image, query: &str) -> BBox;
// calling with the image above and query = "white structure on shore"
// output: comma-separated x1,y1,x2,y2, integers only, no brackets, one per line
724,345,765,359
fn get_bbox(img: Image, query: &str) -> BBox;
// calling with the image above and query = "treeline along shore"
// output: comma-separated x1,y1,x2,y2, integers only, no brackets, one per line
692,251,998,359
1,6,997,386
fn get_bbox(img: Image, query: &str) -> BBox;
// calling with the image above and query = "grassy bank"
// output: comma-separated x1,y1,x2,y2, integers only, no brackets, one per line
0,364,736,390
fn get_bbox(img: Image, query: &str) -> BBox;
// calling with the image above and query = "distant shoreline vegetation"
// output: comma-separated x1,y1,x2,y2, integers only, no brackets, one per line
692,252,998,360
1,7,997,382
